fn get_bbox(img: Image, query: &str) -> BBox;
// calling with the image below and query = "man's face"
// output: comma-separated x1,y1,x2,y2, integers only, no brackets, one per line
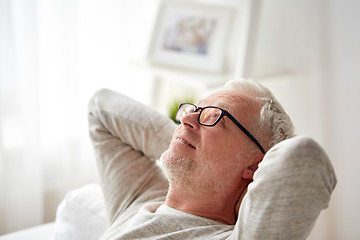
161,90,257,194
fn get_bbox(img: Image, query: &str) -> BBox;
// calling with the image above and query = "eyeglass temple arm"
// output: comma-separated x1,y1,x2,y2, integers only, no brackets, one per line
225,113,266,154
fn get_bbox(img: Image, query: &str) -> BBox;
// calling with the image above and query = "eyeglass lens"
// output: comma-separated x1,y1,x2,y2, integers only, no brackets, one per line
199,108,222,125
175,104,196,122
176,103,222,126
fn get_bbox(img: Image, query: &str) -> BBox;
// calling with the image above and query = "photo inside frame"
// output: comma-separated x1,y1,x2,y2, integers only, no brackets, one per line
148,1,234,73
161,14,218,57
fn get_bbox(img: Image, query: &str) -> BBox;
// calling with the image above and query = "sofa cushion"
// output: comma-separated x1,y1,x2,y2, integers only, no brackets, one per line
51,183,107,240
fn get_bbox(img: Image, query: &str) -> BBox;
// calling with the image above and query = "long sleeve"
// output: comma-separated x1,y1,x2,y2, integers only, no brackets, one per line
231,136,337,240
88,89,176,222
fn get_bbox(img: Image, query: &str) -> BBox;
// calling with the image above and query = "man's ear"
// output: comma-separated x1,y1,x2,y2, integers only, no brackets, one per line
241,155,264,180
242,164,258,180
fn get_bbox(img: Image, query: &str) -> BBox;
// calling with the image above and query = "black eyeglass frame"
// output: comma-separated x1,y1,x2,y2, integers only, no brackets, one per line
176,103,265,154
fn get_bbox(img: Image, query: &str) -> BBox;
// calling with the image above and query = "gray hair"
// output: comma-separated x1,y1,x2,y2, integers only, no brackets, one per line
224,78,295,152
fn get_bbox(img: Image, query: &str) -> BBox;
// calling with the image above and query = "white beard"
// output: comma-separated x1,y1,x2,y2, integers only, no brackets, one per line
159,149,230,193
159,149,195,187
160,147,248,194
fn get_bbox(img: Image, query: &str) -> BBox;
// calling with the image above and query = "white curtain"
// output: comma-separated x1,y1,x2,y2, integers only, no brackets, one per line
0,0,158,234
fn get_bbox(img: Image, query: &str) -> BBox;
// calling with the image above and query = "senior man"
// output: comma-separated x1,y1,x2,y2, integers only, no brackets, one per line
88,79,336,239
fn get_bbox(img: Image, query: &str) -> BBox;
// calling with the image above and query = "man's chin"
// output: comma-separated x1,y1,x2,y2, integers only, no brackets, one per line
159,149,194,182
159,149,181,172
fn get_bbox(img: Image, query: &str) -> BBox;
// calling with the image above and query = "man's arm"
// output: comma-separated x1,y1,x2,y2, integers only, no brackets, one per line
232,136,337,239
88,89,176,222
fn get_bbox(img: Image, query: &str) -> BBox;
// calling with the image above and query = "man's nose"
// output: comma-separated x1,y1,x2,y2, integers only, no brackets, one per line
180,112,199,129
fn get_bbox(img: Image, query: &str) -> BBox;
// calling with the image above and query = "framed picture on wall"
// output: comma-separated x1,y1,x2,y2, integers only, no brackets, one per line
147,0,234,73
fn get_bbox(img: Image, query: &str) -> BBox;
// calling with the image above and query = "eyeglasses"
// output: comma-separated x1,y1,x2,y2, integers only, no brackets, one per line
175,103,265,154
